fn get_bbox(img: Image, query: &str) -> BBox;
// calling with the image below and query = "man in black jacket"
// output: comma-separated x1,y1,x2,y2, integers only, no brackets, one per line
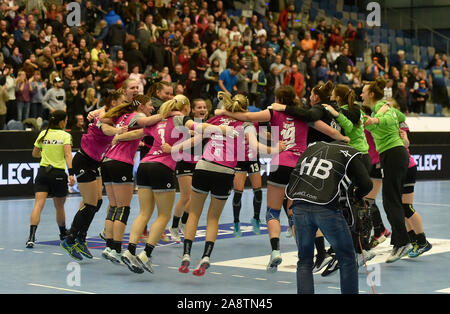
286,141,373,294
106,20,126,61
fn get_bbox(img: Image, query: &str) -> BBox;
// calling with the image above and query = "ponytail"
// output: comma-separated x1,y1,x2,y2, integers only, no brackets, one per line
333,84,356,111
312,80,334,103
38,110,67,144
367,77,386,101
159,94,190,119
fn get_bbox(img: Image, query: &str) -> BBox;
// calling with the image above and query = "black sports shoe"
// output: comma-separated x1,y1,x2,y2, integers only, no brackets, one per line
313,253,333,273
321,256,339,277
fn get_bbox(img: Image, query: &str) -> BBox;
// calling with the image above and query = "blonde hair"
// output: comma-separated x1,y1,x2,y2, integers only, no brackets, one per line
159,94,190,119
217,92,249,113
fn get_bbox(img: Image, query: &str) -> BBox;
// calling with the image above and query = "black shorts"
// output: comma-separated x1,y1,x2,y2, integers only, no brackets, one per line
267,165,294,187
136,162,176,192
175,160,196,177
191,169,234,200
101,160,134,185
370,162,383,179
34,167,68,197
72,150,101,183
403,165,417,194
235,160,261,174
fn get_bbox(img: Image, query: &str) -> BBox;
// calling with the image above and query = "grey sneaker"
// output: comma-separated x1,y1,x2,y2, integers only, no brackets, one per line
169,227,181,242
266,250,282,273
357,250,376,267
386,243,412,263
136,251,154,273
121,250,144,274
108,249,123,265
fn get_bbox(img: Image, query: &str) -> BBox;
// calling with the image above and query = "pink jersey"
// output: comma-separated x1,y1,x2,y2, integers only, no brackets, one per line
400,122,417,168
81,117,115,162
270,110,308,168
243,122,259,162
141,116,187,170
104,112,144,165
364,129,379,165
202,115,250,169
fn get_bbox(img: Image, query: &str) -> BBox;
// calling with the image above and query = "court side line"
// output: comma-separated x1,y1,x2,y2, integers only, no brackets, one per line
28,283,96,294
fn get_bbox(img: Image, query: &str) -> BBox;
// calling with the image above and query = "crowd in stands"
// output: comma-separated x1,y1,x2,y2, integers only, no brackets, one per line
0,0,449,131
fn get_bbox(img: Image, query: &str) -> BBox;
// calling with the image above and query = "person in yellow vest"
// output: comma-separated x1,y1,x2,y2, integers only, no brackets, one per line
26,110,76,248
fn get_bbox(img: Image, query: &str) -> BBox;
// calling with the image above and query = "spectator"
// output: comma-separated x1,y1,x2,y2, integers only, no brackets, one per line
0,77,8,130
412,80,429,114
65,79,84,129
42,76,66,114
215,64,240,106
113,59,129,90
428,58,449,116
204,58,221,99
106,20,126,62
129,65,146,94
301,32,316,52
125,41,146,73
279,2,296,33
29,71,46,119
4,65,16,123
209,41,228,73
15,70,31,121
248,56,267,109
235,65,250,95
284,63,305,98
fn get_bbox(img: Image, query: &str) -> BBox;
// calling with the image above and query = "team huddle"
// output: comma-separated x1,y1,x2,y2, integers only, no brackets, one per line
25,77,432,293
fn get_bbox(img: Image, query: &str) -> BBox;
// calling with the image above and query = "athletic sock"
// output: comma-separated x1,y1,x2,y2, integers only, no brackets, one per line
232,190,243,223
183,239,193,255
144,243,154,257
315,236,326,256
270,238,280,251
202,241,215,258
106,238,113,249
172,216,181,229
181,212,189,224
253,188,262,220
415,232,427,246
128,243,137,255
408,230,417,243
29,225,37,240
113,240,122,253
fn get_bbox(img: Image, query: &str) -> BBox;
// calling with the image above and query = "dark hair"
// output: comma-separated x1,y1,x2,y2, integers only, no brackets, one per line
367,77,386,101
275,85,302,107
100,91,123,112
333,84,356,111
38,110,67,143
312,81,333,103
104,94,150,119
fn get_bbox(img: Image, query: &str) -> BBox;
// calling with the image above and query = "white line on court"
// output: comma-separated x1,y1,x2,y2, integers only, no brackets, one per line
28,283,96,294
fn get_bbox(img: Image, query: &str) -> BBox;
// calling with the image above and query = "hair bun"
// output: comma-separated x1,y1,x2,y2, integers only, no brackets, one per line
375,77,386,90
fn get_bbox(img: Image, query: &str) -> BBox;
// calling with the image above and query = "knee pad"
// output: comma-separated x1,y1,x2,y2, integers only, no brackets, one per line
266,207,281,223
403,203,416,219
96,199,103,212
106,206,117,221
232,190,243,207
115,206,131,225
253,188,262,203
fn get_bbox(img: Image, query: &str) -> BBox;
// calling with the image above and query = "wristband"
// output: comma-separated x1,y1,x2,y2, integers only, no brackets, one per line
68,168,75,176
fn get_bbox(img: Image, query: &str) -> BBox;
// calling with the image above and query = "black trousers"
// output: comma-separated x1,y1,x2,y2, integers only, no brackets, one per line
380,146,410,247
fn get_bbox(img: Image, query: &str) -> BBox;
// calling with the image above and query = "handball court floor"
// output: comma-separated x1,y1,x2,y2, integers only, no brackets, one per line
1,180,450,295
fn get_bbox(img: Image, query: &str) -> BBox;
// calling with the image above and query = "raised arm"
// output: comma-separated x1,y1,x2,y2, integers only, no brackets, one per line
214,108,271,122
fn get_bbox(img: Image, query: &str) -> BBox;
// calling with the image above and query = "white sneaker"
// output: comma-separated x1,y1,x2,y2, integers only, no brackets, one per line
285,227,293,238
179,254,191,273
193,256,210,277
266,250,282,273
386,243,413,263
179,223,186,234
136,251,154,273
102,247,112,260
357,250,376,267
169,227,181,242
108,249,122,265
121,250,144,274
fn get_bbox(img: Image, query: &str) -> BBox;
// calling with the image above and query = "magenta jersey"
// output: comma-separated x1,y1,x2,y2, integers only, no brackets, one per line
365,129,380,165
104,112,144,165
202,115,250,169
81,117,115,162
269,110,308,168
243,121,259,162
399,122,417,168
141,116,187,170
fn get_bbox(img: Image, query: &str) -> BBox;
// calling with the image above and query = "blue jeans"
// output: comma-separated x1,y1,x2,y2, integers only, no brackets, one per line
292,202,358,294
16,101,30,121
